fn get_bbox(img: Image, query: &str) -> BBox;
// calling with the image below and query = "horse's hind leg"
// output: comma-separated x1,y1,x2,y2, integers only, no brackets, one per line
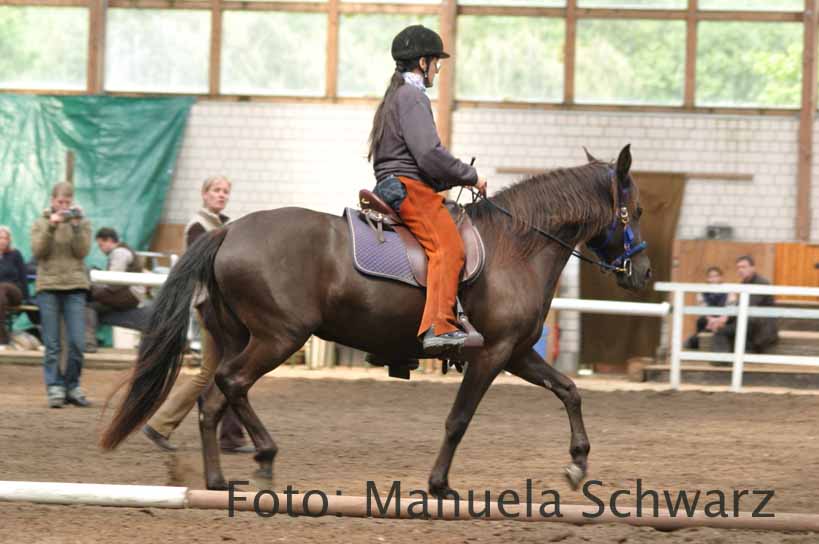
505,349,590,489
215,333,308,488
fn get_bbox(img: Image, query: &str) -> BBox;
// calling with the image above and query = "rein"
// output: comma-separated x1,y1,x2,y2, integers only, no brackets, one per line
460,169,647,276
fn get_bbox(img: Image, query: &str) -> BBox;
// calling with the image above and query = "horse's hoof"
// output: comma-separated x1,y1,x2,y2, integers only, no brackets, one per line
564,463,585,490
429,484,458,499
207,480,229,491
251,468,274,491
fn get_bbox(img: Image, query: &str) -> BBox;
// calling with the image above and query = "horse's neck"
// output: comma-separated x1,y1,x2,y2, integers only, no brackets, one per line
533,245,574,305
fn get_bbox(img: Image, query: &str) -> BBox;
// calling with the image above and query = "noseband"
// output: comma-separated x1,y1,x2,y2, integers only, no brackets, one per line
586,170,648,276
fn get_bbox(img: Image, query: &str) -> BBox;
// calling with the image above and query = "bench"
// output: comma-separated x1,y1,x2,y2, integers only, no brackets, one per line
698,330,819,357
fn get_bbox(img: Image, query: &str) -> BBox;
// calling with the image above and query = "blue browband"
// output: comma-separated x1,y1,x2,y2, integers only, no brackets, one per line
586,171,648,276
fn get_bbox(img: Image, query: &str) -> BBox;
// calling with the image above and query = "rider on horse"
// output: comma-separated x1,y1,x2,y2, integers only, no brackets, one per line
368,25,488,355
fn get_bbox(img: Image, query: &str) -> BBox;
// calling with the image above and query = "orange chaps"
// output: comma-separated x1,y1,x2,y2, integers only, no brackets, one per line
397,176,464,337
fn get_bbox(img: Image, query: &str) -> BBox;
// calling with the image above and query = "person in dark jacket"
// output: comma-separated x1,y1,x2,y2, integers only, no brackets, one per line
368,25,487,355
0,226,29,347
712,255,779,353
684,266,734,349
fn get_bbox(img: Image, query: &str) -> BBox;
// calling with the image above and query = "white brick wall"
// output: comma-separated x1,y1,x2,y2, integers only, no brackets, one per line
162,101,376,224
451,108,799,243
164,101,810,371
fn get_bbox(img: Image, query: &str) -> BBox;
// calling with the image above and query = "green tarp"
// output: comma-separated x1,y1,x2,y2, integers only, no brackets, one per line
0,95,193,270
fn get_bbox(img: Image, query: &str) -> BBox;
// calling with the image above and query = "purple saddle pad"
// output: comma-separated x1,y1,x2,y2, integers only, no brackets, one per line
344,208,420,287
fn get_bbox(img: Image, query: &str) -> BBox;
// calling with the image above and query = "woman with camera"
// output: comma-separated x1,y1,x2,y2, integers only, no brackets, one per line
31,182,92,408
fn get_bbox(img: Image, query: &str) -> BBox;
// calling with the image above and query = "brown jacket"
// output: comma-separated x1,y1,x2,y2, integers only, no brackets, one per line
31,210,92,293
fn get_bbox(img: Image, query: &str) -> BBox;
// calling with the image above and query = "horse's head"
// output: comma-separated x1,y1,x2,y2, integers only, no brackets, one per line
585,144,652,291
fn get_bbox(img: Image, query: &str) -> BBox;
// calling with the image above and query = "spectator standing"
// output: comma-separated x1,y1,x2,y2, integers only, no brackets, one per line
142,176,252,453
0,226,29,348
31,182,92,408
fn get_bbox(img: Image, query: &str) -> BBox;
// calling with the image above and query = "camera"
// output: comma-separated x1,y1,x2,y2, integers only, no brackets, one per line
60,208,82,219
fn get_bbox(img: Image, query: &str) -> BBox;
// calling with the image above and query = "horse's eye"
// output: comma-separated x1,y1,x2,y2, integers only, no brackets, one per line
635,206,643,220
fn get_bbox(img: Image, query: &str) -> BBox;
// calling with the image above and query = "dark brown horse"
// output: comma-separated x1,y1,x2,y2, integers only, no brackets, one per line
101,145,651,495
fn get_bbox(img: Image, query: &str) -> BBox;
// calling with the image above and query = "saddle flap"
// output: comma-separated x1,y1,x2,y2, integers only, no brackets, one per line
346,206,486,289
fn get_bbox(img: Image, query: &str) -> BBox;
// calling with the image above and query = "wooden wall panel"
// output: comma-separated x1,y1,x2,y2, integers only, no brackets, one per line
775,242,819,301
150,223,186,255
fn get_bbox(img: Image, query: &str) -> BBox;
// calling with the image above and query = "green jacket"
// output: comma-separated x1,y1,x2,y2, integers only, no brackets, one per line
30,210,92,293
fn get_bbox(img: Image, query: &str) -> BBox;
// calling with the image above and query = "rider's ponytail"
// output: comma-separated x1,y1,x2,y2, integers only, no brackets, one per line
368,59,419,162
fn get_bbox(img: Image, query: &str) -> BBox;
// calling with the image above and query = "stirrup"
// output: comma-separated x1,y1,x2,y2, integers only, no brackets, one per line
456,297,485,349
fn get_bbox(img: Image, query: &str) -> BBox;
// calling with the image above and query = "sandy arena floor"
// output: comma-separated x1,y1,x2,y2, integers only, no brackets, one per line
1,364,818,543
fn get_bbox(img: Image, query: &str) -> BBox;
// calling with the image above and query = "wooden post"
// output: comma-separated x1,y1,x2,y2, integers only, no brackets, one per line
564,0,576,104
209,0,223,96
325,0,340,99
683,0,697,108
796,0,818,241
65,151,75,184
437,0,457,148
86,0,107,93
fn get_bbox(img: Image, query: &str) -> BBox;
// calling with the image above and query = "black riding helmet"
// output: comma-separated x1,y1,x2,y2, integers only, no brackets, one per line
391,25,450,61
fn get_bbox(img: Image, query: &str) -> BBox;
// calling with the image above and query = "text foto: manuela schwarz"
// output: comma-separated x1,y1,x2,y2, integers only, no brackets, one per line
227,479,775,519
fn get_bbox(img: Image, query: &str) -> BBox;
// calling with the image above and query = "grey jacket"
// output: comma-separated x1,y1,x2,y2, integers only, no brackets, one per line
373,83,477,192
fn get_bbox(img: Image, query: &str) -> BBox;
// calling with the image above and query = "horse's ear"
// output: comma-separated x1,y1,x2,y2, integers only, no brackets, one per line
583,146,597,163
616,144,632,187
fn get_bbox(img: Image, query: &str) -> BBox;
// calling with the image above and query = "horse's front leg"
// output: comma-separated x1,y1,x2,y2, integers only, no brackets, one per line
505,349,590,489
428,345,510,497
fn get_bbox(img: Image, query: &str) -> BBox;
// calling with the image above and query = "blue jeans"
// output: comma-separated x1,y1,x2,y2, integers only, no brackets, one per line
37,290,87,391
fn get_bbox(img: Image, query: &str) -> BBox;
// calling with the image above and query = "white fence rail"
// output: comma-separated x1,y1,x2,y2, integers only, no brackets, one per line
655,282,819,392
87,272,819,392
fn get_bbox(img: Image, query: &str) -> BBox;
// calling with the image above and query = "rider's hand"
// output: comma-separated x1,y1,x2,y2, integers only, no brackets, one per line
475,178,488,196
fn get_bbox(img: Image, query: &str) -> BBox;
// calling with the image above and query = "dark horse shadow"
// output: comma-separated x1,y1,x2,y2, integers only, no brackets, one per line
101,145,651,495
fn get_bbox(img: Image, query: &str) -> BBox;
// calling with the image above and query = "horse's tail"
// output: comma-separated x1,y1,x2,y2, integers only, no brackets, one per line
99,228,229,450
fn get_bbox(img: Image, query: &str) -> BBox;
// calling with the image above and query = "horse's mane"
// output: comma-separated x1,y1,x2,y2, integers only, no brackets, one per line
466,161,618,259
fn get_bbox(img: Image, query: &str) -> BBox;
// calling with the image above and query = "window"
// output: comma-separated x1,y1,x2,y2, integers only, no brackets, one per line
576,19,685,105
0,7,88,90
221,12,326,96
338,15,438,98
578,0,685,8
459,0,563,7
105,9,210,93
699,0,802,11
697,22,802,107
456,16,565,102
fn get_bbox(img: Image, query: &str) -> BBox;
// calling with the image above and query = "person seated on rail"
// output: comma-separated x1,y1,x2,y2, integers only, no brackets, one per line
368,24,488,355
0,225,29,349
84,227,146,353
684,265,735,350
711,255,778,353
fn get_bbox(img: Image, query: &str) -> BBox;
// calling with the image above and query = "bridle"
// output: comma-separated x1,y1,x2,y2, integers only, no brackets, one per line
463,167,647,276
585,170,648,277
